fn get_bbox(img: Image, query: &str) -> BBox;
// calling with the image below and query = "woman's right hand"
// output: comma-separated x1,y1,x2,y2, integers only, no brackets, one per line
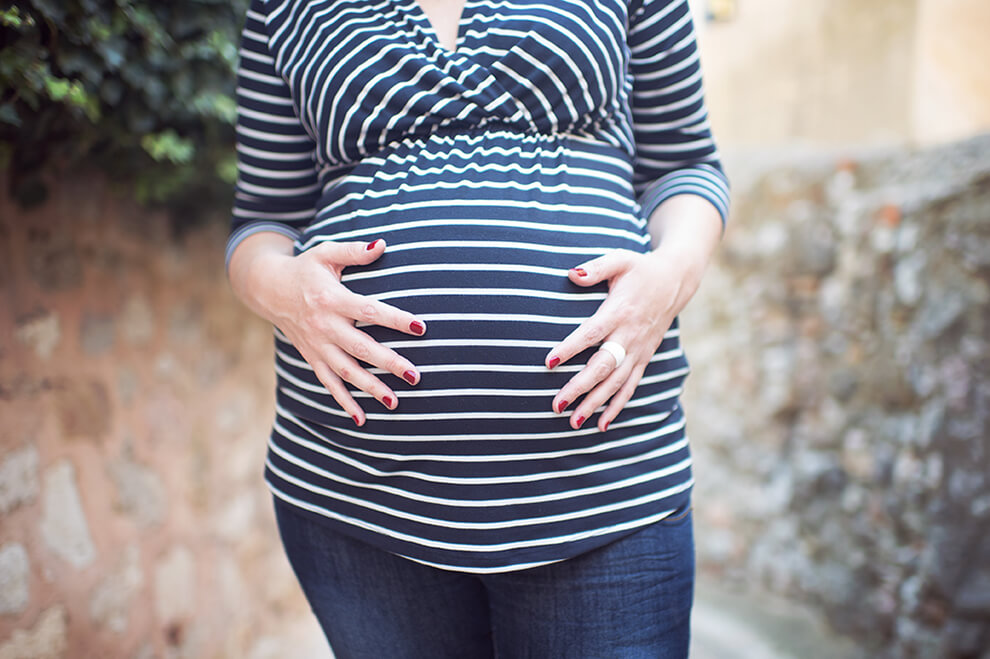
228,232,426,426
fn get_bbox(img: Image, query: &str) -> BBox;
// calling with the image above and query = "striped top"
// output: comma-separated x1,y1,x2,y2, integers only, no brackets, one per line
230,0,729,572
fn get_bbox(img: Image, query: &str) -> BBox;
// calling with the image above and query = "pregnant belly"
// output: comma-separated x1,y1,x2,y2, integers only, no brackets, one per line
276,131,688,442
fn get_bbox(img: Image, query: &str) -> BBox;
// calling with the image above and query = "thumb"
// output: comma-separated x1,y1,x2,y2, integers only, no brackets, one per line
567,249,633,286
312,238,386,270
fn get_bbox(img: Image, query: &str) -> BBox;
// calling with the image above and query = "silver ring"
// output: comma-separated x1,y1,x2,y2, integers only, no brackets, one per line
599,340,626,369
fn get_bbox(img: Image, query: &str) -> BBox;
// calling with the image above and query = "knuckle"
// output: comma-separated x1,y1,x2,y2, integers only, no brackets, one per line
594,360,613,379
582,324,606,344
350,340,371,360
305,313,331,334
359,303,378,323
306,287,336,310
335,364,354,382
384,354,404,375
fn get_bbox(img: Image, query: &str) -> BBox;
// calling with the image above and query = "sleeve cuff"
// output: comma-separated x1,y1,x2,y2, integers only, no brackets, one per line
225,222,302,274
637,164,731,233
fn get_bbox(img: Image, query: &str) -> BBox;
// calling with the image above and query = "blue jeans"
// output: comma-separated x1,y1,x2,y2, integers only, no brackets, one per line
272,495,695,658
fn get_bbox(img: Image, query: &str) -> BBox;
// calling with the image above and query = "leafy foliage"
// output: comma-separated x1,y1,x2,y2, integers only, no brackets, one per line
0,0,249,221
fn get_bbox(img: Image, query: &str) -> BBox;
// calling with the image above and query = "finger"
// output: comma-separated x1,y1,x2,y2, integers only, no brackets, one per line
336,325,421,386
545,302,620,369
344,292,427,337
312,361,366,426
551,348,625,421
325,344,399,410
310,237,388,272
567,249,634,287
570,354,634,426
597,362,647,432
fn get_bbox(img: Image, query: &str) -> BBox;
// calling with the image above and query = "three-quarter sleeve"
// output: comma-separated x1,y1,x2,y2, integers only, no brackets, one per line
626,0,730,230
225,0,322,271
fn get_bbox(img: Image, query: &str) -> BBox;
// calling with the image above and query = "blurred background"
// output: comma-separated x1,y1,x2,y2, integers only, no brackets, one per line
1,0,988,657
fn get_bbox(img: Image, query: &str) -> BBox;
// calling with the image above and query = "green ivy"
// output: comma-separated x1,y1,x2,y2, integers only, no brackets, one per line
0,0,249,223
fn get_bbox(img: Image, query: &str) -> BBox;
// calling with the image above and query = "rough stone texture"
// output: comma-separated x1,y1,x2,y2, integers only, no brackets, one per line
51,378,112,441
0,175,319,656
685,134,990,657
38,460,96,569
14,311,60,361
0,543,30,615
79,313,115,356
89,544,143,634
153,545,196,627
214,493,257,543
0,606,67,659
120,295,154,346
25,227,82,293
108,454,167,528
0,445,39,515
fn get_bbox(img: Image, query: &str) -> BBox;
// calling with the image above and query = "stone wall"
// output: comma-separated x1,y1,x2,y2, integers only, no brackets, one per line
0,179,323,657
684,134,990,657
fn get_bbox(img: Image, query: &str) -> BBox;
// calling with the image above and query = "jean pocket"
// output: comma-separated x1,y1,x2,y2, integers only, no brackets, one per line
656,503,693,526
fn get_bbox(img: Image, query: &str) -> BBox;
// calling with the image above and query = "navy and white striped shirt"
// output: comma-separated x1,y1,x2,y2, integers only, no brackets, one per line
230,0,729,572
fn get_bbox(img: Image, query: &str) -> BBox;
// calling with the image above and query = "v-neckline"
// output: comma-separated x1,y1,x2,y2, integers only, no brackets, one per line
408,0,473,55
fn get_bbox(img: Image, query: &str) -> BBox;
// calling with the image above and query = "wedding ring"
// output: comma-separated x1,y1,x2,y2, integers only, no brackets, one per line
599,340,626,369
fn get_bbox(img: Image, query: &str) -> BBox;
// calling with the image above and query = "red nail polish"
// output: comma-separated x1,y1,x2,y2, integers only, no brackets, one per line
602,420,610,432
557,399,569,413
571,267,588,277
574,415,586,428
383,395,395,408
351,414,361,426
403,370,417,385
410,320,426,335
366,239,381,250
548,356,560,369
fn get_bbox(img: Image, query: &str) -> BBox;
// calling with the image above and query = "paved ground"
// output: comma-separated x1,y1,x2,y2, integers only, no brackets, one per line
691,578,866,659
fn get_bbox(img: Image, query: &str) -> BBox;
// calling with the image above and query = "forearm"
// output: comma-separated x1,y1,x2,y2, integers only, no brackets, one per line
227,231,296,324
645,193,723,290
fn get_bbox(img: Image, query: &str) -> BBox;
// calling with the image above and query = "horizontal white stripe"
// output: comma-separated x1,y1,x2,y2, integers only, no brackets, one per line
303,213,649,251
275,360,688,400
267,478,693,558
370,287,608,303
274,395,678,442
267,450,691,530
342,262,567,282
342,239,620,257
273,340,683,373
281,404,684,465
272,425,690,510
271,413,691,486
281,386,563,421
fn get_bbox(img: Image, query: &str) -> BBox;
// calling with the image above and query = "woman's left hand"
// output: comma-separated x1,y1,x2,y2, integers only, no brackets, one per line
544,244,707,432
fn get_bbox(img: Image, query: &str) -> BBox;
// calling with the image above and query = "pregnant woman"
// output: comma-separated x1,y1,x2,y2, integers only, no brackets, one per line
227,0,729,655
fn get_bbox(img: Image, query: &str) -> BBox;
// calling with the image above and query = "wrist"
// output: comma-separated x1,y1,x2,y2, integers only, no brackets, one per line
228,233,296,323
648,238,710,288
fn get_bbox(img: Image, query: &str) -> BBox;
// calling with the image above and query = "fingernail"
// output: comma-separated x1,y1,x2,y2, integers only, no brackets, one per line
574,415,586,428
403,370,417,385
366,239,382,250
557,399,569,413
602,420,610,432
548,356,560,369
571,267,588,277
351,414,361,426
383,395,395,409
410,320,426,335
